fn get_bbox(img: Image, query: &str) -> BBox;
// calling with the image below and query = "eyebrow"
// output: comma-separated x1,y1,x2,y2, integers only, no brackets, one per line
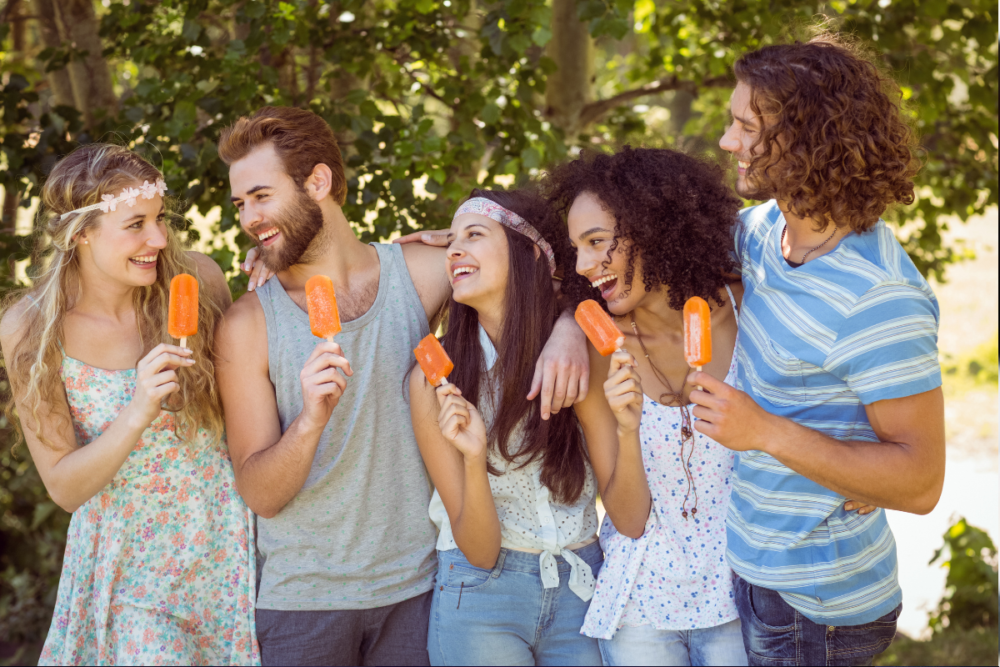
230,184,271,203
733,112,758,129
577,226,610,241
124,207,165,224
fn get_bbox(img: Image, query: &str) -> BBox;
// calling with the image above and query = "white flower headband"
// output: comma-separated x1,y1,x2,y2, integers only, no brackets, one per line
59,178,167,221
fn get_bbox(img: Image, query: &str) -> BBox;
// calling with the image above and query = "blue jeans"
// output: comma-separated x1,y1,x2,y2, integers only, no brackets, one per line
599,619,748,666
733,576,899,666
427,542,604,666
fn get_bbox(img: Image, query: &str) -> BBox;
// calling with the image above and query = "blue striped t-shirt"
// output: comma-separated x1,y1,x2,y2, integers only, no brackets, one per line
726,200,941,626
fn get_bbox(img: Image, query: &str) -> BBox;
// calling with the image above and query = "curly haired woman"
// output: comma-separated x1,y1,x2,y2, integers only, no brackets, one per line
692,33,945,667
543,146,875,666
0,145,259,665
542,146,749,666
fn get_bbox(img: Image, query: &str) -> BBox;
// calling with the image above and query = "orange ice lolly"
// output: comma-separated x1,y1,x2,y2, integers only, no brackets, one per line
684,296,712,390
305,275,342,341
168,273,198,347
575,300,621,356
414,334,454,386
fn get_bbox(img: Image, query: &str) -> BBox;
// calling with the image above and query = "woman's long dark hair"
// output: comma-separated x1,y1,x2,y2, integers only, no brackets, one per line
442,188,588,505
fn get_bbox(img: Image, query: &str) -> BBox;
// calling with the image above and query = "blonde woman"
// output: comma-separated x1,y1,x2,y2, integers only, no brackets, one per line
0,144,259,665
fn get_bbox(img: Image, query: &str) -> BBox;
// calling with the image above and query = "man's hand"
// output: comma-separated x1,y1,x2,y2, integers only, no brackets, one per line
299,340,354,431
529,311,590,420
687,370,773,452
393,230,451,246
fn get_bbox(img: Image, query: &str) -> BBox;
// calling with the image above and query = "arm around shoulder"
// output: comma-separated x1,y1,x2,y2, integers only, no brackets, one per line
400,242,451,325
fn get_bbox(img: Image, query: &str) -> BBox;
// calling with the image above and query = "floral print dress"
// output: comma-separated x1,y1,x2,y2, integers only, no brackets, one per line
39,356,260,666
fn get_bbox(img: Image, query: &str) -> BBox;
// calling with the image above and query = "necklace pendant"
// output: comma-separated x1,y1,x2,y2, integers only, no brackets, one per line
691,508,697,517
681,425,692,440
681,510,688,520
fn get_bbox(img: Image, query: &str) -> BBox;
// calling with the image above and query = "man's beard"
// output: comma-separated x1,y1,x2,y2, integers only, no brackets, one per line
257,189,325,271
735,158,775,201
735,178,772,201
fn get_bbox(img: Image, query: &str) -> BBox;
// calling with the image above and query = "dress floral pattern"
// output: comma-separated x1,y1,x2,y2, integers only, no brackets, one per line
39,357,260,666
581,294,741,640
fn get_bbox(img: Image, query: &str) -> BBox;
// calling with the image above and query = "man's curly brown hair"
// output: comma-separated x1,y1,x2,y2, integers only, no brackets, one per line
543,146,741,312
736,33,920,233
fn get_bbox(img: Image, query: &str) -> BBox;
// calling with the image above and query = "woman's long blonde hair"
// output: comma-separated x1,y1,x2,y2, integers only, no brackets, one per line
2,143,225,447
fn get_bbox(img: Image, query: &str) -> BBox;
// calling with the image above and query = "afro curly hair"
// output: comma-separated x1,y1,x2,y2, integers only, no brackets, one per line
543,146,742,312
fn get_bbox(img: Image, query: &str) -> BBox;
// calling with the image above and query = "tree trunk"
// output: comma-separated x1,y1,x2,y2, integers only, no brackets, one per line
56,0,116,129
34,0,77,108
1,187,19,231
8,0,26,52
545,0,593,138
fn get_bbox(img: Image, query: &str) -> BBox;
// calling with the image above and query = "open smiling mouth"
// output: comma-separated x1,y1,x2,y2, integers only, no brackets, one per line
130,254,157,268
257,227,280,246
591,273,618,300
451,265,478,283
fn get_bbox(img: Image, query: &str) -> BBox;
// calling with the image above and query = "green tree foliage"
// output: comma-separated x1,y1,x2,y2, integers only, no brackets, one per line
0,0,997,649
928,517,998,632
875,517,999,666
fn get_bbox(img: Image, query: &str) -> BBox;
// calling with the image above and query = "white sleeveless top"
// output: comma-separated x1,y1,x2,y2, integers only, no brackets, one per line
582,284,741,637
429,325,599,601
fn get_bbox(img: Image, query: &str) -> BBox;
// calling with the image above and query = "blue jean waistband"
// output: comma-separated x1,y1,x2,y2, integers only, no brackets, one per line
438,540,603,575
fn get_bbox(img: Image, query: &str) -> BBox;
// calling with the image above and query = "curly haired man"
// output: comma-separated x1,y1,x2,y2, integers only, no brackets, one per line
688,34,945,667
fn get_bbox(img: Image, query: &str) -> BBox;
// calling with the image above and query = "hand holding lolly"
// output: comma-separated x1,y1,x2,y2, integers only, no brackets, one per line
683,296,712,390
414,334,454,386
168,274,198,348
306,275,342,341
575,300,623,356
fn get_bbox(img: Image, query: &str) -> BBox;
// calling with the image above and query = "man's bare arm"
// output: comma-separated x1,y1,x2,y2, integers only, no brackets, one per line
216,293,352,518
689,372,946,515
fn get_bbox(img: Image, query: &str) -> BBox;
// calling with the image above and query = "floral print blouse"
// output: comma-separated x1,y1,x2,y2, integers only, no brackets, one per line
581,289,741,639
39,356,260,666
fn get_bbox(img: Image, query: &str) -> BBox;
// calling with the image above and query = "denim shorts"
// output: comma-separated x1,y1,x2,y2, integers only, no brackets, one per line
427,542,604,666
733,576,900,666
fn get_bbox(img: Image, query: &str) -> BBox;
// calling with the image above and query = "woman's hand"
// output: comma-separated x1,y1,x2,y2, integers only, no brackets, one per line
128,344,194,428
604,342,643,433
241,246,276,291
435,383,488,461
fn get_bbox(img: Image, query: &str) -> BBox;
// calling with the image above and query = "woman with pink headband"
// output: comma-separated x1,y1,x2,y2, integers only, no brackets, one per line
409,189,630,665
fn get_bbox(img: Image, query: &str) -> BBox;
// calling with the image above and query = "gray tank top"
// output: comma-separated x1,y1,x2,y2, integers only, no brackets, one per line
254,243,437,610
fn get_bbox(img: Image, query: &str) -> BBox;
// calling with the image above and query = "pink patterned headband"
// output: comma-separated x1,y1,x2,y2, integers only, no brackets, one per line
453,197,557,276
59,178,167,221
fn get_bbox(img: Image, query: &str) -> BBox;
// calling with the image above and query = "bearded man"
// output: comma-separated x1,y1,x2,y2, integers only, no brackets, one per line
215,106,589,666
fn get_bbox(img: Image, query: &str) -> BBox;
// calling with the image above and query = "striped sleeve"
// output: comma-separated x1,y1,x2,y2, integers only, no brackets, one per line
823,282,941,404
731,217,745,273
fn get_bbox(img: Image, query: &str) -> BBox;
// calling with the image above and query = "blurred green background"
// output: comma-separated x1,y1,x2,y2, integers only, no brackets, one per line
0,0,997,664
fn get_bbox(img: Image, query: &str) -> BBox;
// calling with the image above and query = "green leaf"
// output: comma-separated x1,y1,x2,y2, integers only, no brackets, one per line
532,26,552,47
345,89,367,105
31,502,57,531
182,19,202,43
520,146,541,169
175,100,197,127
481,103,501,124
